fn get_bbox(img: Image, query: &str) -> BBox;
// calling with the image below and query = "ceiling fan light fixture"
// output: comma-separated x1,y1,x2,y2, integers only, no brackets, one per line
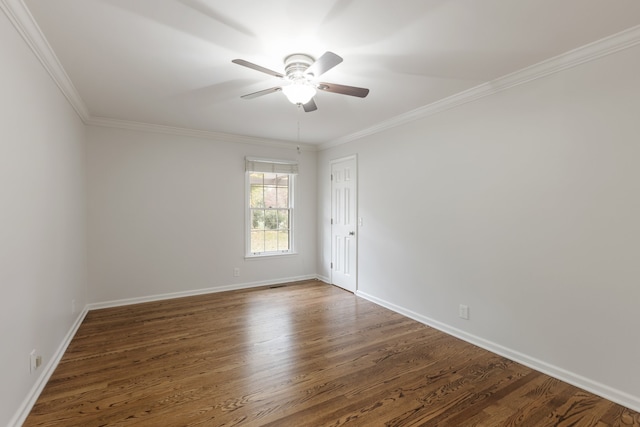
282,82,316,105
234,51,368,111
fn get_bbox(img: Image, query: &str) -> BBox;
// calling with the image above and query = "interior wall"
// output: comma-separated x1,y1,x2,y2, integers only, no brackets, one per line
86,125,317,304
318,44,640,406
0,10,87,427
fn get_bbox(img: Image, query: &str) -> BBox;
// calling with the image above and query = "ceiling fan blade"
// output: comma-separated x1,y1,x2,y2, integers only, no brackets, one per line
302,98,318,112
232,59,285,78
305,51,343,77
317,82,369,98
240,87,282,99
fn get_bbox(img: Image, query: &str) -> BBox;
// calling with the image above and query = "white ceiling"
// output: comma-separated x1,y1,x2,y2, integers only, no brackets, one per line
20,0,640,145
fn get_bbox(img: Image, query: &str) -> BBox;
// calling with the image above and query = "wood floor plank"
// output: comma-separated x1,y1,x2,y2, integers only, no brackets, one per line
24,280,639,426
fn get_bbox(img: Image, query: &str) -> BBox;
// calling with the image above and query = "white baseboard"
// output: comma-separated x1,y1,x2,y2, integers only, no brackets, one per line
316,274,330,284
355,289,640,413
87,274,319,310
23,278,619,427
10,275,319,426
9,308,89,427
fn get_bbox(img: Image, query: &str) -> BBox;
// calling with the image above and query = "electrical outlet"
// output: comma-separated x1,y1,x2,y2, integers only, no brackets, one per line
233,267,240,277
459,304,470,320
29,350,40,373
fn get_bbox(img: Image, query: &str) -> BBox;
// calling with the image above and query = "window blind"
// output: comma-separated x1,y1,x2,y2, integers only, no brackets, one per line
245,158,299,174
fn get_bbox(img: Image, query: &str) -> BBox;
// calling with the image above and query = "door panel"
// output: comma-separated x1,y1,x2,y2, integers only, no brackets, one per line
331,157,357,292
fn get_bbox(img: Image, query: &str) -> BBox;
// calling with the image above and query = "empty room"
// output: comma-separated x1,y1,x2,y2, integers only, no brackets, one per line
2,0,640,425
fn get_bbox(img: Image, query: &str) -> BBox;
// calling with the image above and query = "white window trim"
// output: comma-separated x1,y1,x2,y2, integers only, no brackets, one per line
245,157,297,258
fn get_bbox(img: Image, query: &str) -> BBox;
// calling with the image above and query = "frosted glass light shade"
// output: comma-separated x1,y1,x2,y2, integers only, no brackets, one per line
282,83,316,105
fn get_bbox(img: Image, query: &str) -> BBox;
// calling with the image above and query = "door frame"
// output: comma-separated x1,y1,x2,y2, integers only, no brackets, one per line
330,154,358,292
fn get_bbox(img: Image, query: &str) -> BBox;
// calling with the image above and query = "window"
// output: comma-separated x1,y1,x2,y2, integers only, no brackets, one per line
245,158,297,257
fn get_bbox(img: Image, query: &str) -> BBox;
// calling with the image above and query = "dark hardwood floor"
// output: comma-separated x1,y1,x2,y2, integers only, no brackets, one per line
24,280,639,426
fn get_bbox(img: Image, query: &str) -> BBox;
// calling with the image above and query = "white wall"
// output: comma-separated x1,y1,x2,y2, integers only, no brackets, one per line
4,0,639,420
0,10,87,427
319,45,640,408
86,126,317,304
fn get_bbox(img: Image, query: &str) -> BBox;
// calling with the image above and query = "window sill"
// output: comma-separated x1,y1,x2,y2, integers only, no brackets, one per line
245,252,298,260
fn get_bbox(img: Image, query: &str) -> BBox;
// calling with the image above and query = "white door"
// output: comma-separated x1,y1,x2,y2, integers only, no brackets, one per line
331,156,357,292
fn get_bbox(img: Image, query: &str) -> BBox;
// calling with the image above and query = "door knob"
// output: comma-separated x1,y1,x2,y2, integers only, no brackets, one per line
349,231,355,236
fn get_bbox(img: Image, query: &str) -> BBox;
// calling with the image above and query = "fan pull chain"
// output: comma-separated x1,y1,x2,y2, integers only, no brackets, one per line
296,105,301,155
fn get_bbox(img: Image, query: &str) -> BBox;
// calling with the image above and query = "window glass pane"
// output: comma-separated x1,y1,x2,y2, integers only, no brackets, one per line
251,210,265,230
277,210,289,230
249,173,264,185
276,186,289,208
250,185,264,208
264,210,278,230
251,231,264,253
278,230,289,251
263,173,276,185
263,186,277,208
264,230,278,252
275,174,288,186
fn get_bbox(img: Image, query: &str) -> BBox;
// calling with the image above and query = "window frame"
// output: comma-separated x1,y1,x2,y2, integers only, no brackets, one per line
245,158,297,258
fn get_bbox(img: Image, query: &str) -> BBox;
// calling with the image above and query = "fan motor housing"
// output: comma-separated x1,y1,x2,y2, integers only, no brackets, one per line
284,53,314,80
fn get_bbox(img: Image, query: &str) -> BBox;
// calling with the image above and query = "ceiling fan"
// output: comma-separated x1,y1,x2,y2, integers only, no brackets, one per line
232,51,369,112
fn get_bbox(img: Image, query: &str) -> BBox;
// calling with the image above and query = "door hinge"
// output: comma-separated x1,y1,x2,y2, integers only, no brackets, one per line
330,262,333,269
331,174,333,181
331,218,333,225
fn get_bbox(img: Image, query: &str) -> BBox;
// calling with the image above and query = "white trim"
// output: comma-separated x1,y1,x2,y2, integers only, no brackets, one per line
316,274,331,284
329,155,358,292
12,283,638,424
10,276,327,425
0,0,315,150
5,0,639,150
8,308,89,427
0,0,90,122
329,154,358,165
245,157,299,174
245,252,298,260
88,117,316,151
86,275,318,310
356,290,640,413
245,156,299,164
320,24,640,150
245,168,296,257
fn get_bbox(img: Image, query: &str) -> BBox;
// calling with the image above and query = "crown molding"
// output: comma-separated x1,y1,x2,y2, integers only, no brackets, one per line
1,0,90,121
5,0,639,151
320,24,640,151
86,116,317,151
2,0,314,151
